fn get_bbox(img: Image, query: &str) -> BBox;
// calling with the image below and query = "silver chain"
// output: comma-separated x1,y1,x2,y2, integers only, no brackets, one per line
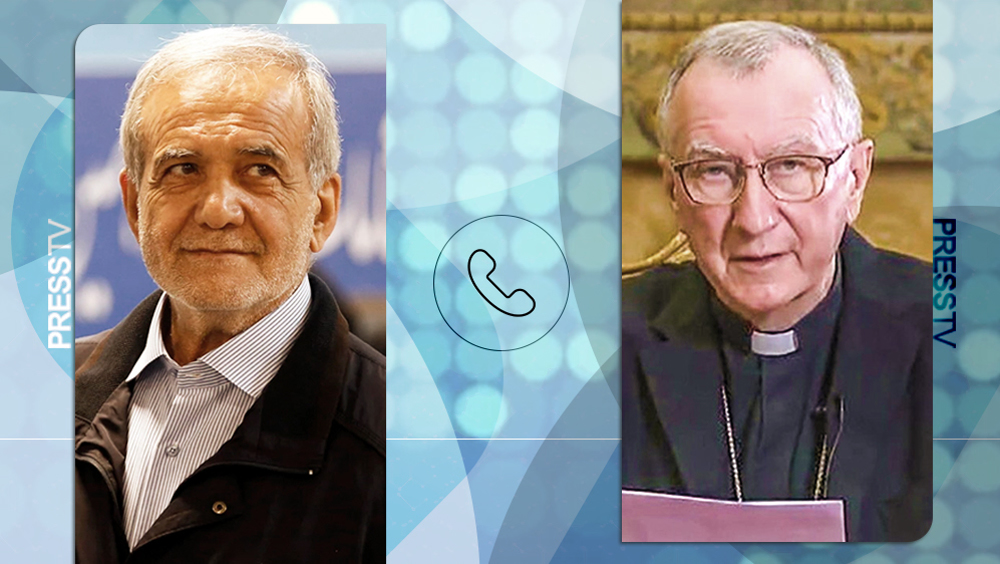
719,384,744,502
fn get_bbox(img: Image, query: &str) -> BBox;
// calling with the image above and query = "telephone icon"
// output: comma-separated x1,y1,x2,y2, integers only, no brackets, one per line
467,249,536,317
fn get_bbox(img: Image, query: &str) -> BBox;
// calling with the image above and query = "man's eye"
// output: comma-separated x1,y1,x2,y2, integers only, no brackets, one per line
770,158,809,174
166,163,198,176
249,164,277,177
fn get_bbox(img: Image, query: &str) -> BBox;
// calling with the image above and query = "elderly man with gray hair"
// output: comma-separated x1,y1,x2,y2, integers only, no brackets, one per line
75,27,385,562
621,21,931,541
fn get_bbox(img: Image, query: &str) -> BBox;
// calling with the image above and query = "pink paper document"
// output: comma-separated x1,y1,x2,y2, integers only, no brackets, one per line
622,489,846,542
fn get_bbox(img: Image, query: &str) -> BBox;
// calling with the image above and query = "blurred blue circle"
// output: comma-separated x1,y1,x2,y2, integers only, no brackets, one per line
958,384,999,434
455,384,508,437
455,109,508,161
510,58,561,105
511,166,560,215
959,222,1000,272
960,274,1000,325
914,499,954,548
510,0,562,51
567,221,617,271
409,328,454,375
399,0,452,51
510,108,559,159
935,0,956,50
398,164,451,209
958,0,1000,50
400,53,451,105
958,112,1000,160
455,53,507,104
455,343,503,382
957,166,1000,206
933,442,954,492
399,109,452,159
566,164,617,216
957,442,1000,493
510,335,562,381
456,165,508,216
959,329,1000,381
959,498,1000,548
400,221,448,272
957,52,1000,103
352,1,397,41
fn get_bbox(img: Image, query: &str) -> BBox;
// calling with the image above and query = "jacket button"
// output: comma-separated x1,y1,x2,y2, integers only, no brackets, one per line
212,501,227,515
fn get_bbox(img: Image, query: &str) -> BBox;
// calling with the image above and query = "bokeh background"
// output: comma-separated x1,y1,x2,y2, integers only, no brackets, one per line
622,0,933,267
0,0,999,562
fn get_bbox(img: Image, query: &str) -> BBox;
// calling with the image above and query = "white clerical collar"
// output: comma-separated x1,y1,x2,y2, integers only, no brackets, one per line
751,329,798,356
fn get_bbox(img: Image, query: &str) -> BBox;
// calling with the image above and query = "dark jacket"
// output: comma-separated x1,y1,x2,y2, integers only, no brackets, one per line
622,228,932,542
75,275,386,563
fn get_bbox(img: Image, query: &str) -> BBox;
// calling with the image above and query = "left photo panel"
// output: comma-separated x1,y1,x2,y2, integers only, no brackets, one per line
74,24,386,562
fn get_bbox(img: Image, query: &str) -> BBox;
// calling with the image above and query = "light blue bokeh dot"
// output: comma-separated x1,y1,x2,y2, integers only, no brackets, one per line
510,0,562,51
457,282,494,326
567,221,617,271
352,1,396,41
915,498,954,549
511,223,563,271
510,58,561,105
959,498,1000,549
933,386,955,435
566,164,617,216
959,0,1000,50
399,0,452,51
455,384,508,437
400,53,451,105
958,329,1000,381
399,109,452,159
400,221,449,272
456,165,508,215
402,278,445,326
959,224,1000,272
935,0,955,50
455,109,508,160
510,108,559,160
181,0,228,22
385,113,396,154
398,164,451,209
957,442,1000,492
455,53,507,104
455,344,503,382
957,52,1000,103
511,166,560,215
960,274,1000,324
396,385,453,437
409,329,453,375
386,59,396,96
933,166,954,207
510,336,562,382
566,329,617,380
959,384,1000,435
386,392,395,432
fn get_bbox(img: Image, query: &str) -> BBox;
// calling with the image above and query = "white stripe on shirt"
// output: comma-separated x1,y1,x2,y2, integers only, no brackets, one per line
123,277,311,548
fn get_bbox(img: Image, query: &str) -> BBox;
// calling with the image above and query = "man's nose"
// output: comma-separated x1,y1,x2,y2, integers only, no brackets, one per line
194,175,245,229
730,170,780,236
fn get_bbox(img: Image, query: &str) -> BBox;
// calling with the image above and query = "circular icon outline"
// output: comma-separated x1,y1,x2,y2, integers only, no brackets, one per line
433,214,571,352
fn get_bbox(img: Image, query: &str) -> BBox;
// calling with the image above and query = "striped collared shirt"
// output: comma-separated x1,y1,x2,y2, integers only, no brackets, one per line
122,277,311,548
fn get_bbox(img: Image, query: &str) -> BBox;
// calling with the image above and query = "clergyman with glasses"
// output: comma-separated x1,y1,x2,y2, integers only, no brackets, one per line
621,21,931,542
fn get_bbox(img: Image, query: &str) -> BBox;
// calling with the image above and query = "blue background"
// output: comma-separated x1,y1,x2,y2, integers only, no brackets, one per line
1,0,997,562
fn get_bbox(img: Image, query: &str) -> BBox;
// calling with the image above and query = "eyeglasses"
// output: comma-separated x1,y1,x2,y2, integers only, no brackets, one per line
667,145,852,205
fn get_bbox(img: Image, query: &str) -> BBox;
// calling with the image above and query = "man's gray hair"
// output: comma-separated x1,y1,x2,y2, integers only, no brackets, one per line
120,26,341,190
657,21,862,151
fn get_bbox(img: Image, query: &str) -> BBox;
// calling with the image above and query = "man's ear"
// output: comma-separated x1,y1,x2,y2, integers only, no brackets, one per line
119,169,141,241
310,173,341,253
845,139,874,224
